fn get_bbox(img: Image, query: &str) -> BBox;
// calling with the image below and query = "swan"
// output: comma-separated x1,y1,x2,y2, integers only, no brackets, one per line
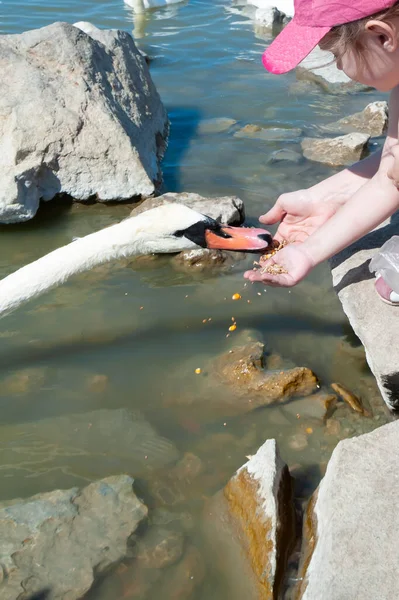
124,0,185,12
0,203,271,318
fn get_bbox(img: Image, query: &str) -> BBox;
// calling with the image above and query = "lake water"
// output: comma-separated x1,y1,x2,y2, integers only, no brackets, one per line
0,0,393,598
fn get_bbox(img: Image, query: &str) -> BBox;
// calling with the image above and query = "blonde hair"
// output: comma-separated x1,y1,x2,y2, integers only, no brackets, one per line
319,1,399,58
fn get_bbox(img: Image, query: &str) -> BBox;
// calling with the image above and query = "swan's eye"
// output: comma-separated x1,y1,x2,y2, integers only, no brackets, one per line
174,216,222,248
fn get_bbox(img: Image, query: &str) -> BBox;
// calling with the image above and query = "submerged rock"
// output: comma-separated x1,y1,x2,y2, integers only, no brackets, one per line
172,248,244,273
197,117,237,135
323,101,389,136
297,421,399,599
214,342,318,407
0,476,147,600
301,133,370,167
204,439,295,600
0,22,168,223
234,124,302,141
150,545,206,600
143,453,205,507
268,148,303,164
131,526,184,569
130,191,245,225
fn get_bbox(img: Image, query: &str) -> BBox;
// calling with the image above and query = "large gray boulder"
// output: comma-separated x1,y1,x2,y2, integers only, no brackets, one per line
0,22,168,223
297,421,399,599
330,212,399,410
130,191,245,224
0,476,147,600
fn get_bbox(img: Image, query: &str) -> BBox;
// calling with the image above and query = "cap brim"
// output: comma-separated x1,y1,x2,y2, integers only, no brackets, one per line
262,19,331,75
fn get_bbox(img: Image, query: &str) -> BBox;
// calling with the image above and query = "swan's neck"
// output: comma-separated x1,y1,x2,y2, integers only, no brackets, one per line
0,220,145,317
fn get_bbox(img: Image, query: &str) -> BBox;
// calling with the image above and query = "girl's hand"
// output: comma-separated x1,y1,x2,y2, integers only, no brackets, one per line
260,190,341,243
244,243,315,287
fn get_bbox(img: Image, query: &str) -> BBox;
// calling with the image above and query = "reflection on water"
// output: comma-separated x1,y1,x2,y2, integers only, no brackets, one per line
0,0,391,598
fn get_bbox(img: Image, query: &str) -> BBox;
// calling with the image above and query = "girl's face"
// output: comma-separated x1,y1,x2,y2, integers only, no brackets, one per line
336,43,399,91
328,18,399,92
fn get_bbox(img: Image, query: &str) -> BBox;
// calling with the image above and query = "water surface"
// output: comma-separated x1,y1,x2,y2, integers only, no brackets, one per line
0,1,391,598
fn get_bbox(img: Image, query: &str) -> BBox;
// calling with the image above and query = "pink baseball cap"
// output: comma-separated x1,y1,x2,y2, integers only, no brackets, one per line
263,0,397,74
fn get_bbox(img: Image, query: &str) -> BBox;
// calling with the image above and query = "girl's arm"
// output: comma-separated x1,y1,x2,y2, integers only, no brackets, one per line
301,88,399,264
308,148,383,205
245,89,399,287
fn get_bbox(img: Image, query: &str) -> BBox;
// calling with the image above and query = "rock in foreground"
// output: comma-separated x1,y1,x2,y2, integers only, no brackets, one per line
297,421,399,599
0,476,147,600
204,439,295,600
330,213,399,410
0,22,168,223
301,133,370,167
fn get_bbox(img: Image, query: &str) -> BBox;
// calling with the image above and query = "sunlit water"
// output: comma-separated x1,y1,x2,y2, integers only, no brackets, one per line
0,0,393,598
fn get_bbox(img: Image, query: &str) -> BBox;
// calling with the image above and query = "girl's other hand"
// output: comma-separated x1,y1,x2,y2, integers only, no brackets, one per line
260,190,341,243
244,244,314,287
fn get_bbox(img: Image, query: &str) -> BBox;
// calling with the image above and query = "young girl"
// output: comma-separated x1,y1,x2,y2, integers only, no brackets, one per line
244,0,399,305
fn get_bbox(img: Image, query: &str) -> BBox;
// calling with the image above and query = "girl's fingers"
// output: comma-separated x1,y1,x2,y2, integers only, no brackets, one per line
259,204,286,225
243,269,280,284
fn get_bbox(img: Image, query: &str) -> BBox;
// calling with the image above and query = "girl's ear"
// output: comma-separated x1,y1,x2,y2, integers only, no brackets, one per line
365,19,398,52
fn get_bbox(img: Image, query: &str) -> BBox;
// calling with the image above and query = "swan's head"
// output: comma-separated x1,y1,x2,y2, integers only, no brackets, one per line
125,204,273,254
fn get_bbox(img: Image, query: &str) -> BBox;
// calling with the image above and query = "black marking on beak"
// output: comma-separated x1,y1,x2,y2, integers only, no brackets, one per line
258,233,274,245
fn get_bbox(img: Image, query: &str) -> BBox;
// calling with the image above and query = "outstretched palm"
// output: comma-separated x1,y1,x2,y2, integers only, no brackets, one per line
260,191,341,243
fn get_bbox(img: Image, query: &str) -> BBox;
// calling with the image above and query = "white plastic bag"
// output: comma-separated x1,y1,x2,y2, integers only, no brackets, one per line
369,235,399,294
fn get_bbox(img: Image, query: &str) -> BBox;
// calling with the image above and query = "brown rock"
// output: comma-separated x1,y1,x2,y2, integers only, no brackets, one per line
203,440,295,600
301,133,370,167
132,527,184,569
0,367,47,395
215,342,318,404
331,382,370,416
234,124,302,141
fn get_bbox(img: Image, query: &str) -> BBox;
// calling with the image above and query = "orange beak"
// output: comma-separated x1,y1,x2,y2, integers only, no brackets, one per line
205,226,272,252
